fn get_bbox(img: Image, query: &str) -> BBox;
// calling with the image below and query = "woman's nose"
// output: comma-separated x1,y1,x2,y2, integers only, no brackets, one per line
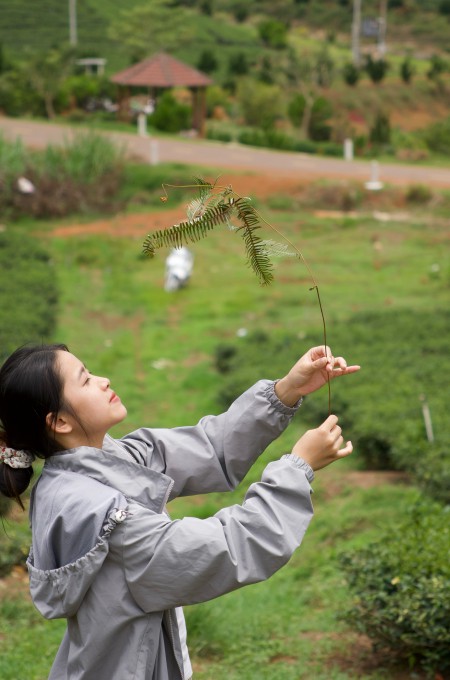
99,376,110,389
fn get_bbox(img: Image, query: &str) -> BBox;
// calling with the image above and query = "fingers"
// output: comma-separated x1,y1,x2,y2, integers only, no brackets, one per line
320,414,338,430
337,441,353,457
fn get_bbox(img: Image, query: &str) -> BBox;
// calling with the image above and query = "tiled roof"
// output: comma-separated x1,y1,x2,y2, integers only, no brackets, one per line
111,52,213,88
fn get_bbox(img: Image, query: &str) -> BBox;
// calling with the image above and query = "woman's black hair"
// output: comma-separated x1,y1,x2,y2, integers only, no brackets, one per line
0,343,69,507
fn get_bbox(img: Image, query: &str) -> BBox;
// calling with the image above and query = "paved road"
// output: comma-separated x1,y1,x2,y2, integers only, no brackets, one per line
2,116,450,188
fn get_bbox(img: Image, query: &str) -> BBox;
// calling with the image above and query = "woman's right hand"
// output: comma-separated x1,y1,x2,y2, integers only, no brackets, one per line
291,415,353,471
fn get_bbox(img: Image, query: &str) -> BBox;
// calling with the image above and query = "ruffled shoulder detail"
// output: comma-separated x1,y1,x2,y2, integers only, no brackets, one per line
27,505,129,620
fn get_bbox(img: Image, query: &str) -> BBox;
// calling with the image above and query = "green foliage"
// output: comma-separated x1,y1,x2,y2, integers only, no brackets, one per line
108,0,193,57
0,68,44,117
405,184,433,204
0,131,125,218
212,308,450,501
227,51,249,76
149,92,192,133
0,525,30,575
236,78,285,130
143,178,275,285
421,116,450,155
365,55,389,84
0,230,58,362
287,94,333,141
369,111,391,146
427,54,448,80
342,62,360,86
439,0,450,14
23,44,76,119
258,19,288,49
340,503,450,675
400,56,415,84
197,49,218,74
0,495,11,517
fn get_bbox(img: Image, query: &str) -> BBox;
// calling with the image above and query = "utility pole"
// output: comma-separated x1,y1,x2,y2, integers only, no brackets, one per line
378,0,388,57
352,0,362,67
69,0,78,46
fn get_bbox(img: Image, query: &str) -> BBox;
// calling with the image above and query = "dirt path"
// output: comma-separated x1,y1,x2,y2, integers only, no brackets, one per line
46,172,310,238
3,116,450,188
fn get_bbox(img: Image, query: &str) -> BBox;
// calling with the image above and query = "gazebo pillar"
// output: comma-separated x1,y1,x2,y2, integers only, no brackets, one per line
192,87,207,138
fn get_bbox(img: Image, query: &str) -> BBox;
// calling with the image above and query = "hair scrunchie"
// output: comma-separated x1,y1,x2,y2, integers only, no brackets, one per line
0,446,35,469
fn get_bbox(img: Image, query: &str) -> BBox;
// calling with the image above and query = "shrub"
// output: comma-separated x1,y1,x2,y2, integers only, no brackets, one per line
0,530,30,575
421,116,450,155
342,62,360,86
405,184,433,204
365,55,389,84
288,94,333,141
400,57,415,84
206,128,233,143
0,229,58,362
227,51,249,76
369,111,391,145
427,54,447,80
197,49,218,74
149,91,192,133
340,503,450,675
0,69,44,117
236,79,285,130
258,19,288,49
439,0,450,15
213,309,450,501
0,132,125,218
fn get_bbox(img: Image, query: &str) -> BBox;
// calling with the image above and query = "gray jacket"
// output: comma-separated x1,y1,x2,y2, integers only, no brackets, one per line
27,380,314,680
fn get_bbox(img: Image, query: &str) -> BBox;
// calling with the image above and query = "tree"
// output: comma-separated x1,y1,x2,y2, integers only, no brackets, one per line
438,0,450,16
197,49,218,74
284,47,333,140
25,45,76,119
400,57,415,84
228,52,249,76
342,62,360,86
108,0,193,56
365,55,389,84
236,78,285,130
369,111,390,145
315,46,335,88
258,19,288,49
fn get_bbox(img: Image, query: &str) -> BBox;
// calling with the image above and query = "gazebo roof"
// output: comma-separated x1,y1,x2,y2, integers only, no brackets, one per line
111,52,213,88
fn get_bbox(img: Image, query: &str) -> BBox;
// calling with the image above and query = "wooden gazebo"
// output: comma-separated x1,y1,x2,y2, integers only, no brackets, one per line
111,52,213,137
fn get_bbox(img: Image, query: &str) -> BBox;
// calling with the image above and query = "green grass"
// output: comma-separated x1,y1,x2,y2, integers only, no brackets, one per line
0,174,448,678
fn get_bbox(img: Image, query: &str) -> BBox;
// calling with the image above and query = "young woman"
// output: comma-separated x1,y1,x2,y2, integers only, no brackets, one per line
0,343,359,680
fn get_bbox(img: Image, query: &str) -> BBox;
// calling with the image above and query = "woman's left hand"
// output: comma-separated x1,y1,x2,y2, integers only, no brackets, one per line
274,345,360,407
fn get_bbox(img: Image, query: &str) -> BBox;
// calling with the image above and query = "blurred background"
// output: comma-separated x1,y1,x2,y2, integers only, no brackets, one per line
0,2,449,679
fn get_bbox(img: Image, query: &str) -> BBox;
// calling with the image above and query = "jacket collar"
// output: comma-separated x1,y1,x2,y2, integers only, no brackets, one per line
44,446,173,513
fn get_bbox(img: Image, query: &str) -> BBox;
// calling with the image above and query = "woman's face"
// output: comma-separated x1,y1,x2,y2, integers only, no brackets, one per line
56,351,127,446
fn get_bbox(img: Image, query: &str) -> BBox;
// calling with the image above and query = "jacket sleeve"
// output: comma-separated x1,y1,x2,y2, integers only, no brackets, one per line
117,380,301,499
113,457,313,613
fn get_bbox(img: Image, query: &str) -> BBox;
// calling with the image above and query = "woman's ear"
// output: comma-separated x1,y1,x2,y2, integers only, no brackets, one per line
46,412,73,435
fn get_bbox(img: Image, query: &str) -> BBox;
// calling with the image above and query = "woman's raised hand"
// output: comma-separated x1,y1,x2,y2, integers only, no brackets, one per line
291,415,353,471
275,345,360,407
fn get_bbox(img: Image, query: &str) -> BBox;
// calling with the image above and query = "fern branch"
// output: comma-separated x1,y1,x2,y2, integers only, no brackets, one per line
143,201,234,256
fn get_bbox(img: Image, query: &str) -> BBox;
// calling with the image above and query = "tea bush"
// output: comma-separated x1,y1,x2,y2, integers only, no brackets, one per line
340,502,450,675
213,309,450,501
0,229,58,362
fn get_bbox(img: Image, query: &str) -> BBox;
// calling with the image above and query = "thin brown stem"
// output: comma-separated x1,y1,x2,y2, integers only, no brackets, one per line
158,182,332,415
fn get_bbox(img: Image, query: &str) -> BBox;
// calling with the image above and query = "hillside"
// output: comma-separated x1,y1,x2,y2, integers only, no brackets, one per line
0,0,449,74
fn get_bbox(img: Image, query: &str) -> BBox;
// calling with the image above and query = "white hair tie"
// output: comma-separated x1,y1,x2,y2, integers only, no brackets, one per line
0,446,35,469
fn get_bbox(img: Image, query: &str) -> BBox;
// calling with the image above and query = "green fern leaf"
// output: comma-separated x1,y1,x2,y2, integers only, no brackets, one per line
233,197,274,285
260,240,298,258
143,201,235,257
